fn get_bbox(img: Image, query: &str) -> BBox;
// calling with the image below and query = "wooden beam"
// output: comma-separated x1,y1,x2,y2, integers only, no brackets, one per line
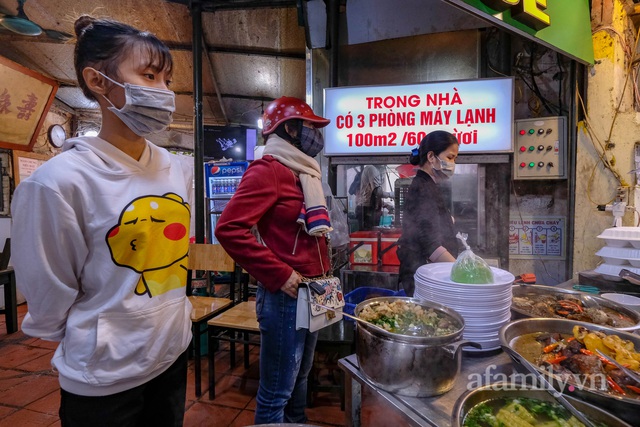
165,0,297,12
164,42,305,59
0,35,305,59
202,34,229,124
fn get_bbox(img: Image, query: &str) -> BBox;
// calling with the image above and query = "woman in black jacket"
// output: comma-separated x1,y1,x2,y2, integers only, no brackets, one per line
397,130,460,296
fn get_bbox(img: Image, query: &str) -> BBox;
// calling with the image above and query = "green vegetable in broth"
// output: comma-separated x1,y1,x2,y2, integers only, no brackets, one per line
463,397,608,427
357,300,458,336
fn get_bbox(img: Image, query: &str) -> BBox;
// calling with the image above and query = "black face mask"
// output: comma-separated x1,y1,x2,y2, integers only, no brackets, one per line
298,126,324,157
275,121,324,157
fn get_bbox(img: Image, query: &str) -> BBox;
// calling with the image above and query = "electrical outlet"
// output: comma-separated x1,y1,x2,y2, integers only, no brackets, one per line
617,186,630,203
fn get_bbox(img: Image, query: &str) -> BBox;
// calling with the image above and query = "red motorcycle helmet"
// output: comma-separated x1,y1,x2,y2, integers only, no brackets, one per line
262,96,330,135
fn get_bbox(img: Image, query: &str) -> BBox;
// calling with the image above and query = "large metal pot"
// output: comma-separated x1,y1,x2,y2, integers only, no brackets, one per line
354,296,478,397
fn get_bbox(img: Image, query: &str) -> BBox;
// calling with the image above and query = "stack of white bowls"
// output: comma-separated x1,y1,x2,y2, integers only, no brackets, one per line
414,262,515,352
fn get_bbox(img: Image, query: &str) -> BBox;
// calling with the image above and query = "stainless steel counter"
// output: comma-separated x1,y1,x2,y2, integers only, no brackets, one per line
339,351,516,427
336,278,639,426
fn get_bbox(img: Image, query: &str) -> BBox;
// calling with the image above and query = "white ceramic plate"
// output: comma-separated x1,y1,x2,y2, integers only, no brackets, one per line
463,345,501,353
415,262,515,287
415,293,512,306
415,285,513,297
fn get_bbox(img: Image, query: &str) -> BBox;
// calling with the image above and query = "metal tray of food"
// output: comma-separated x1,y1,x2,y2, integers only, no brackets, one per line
500,318,640,427
511,284,640,331
452,382,631,427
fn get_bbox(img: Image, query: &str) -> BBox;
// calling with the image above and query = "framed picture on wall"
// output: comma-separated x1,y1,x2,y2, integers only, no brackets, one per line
0,56,59,152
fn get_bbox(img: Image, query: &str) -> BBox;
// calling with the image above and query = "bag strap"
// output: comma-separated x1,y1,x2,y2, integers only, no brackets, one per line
300,236,332,285
313,235,333,279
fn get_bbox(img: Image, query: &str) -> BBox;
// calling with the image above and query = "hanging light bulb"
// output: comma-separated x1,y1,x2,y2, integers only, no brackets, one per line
257,101,264,129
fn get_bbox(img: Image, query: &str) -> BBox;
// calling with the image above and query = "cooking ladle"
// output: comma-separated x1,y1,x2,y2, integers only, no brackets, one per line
501,345,597,427
302,297,393,334
596,349,640,384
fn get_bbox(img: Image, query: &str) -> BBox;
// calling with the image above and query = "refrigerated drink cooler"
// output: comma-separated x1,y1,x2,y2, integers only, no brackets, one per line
204,161,249,243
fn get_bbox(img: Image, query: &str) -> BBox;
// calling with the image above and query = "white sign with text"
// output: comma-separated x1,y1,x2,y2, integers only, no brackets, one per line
323,78,514,155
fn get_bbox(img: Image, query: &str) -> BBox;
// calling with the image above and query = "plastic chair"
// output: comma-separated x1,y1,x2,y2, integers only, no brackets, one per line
187,243,235,397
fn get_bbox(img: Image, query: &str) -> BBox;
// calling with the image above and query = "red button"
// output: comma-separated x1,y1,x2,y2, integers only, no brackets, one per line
519,146,526,152
519,130,526,135
520,162,526,168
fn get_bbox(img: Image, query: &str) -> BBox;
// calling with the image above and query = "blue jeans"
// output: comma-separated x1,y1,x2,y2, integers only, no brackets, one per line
254,285,318,424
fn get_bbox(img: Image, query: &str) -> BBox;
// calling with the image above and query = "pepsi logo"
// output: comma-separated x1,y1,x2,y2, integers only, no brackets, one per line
210,166,221,175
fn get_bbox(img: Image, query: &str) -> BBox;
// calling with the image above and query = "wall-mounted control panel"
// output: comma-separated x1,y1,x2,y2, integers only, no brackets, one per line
513,116,567,180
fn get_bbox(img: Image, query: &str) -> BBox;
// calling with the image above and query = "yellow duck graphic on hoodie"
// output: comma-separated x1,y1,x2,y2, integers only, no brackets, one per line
106,193,190,297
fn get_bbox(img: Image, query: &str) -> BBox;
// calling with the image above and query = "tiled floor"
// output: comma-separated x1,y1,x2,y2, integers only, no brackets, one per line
0,304,360,427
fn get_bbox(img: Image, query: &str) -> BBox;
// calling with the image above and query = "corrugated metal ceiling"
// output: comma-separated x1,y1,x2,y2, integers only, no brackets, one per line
0,0,307,129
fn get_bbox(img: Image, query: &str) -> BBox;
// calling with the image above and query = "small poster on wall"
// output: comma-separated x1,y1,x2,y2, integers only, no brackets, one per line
12,150,50,186
509,216,565,260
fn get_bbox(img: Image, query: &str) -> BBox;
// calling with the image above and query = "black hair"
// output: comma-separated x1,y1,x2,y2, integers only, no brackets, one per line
409,130,458,166
74,15,173,101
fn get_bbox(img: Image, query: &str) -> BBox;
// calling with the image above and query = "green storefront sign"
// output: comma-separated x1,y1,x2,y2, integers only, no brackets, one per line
445,0,594,64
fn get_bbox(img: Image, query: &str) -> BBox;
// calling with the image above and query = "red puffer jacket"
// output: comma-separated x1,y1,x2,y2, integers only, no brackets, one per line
214,155,330,292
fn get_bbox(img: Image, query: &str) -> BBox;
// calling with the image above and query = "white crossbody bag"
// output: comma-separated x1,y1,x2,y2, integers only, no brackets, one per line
295,237,345,332
296,277,345,332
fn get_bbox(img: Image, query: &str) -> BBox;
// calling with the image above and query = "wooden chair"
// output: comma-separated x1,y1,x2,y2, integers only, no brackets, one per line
207,300,260,399
0,238,16,335
188,242,236,298
187,243,235,397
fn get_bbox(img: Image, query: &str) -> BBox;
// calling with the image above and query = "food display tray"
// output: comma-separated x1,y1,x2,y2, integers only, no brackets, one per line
510,284,640,331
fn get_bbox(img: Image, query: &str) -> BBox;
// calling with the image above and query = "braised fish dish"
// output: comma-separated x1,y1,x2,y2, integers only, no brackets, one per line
511,325,640,399
512,294,636,329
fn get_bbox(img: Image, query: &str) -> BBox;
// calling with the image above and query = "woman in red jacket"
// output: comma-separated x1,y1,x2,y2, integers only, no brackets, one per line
215,96,331,424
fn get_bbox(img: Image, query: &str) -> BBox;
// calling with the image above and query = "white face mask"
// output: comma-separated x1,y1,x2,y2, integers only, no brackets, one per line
99,71,175,136
432,154,456,179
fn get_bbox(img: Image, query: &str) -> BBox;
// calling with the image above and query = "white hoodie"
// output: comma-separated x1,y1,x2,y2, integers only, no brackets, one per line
11,136,193,396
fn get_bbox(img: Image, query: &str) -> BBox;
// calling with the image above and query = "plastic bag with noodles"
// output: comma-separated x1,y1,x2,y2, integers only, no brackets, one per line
450,232,494,284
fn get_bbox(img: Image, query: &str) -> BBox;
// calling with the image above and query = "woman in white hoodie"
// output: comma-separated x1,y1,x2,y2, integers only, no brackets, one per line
11,15,193,426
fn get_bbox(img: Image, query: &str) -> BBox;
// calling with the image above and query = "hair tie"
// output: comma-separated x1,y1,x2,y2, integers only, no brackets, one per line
411,148,419,156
